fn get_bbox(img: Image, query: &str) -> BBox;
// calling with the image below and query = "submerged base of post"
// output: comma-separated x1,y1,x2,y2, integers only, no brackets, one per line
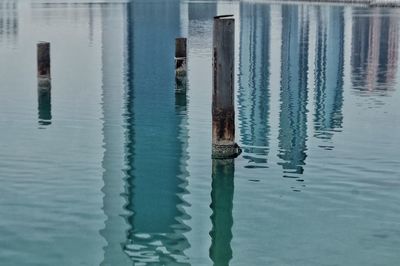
38,77,51,89
212,143,241,159
38,86,52,126
175,57,187,94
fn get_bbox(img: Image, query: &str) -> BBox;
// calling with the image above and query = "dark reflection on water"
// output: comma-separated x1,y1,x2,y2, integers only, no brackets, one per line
313,7,344,142
238,3,270,168
38,88,52,127
352,8,399,96
175,93,187,109
278,5,309,176
123,1,190,264
209,159,234,266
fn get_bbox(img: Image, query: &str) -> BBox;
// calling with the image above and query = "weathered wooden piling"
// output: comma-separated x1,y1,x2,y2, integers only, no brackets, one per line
37,42,51,89
212,15,240,159
175,37,187,94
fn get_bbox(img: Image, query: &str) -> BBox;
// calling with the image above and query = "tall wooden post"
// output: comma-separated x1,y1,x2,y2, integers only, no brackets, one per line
175,37,187,94
37,42,51,89
212,15,240,159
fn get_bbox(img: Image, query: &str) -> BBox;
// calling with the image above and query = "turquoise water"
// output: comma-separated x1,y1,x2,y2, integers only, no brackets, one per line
0,0,400,265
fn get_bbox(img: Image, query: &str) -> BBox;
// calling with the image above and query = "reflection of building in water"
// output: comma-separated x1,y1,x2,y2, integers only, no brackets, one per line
313,7,344,141
99,3,132,265
124,1,190,264
189,1,216,21
238,3,270,166
188,1,216,54
278,5,309,175
352,8,399,94
209,160,234,266
0,0,18,44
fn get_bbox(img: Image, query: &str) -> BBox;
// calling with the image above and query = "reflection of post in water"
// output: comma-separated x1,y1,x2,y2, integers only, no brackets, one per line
175,91,187,111
209,159,234,266
278,5,309,176
37,88,51,126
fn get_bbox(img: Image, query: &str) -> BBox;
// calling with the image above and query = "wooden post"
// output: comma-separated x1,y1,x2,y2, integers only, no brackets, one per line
37,42,51,89
212,15,240,159
175,37,187,94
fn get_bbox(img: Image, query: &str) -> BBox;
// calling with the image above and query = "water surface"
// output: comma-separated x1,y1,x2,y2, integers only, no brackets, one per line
0,1,399,265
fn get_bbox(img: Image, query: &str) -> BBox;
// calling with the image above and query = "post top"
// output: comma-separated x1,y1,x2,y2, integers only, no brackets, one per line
38,41,50,44
214,14,234,20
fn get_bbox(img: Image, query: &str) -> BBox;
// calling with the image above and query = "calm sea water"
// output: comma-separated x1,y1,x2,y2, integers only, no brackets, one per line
0,0,399,265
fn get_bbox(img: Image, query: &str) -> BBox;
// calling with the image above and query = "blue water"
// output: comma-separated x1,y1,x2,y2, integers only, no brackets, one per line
0,0,399,265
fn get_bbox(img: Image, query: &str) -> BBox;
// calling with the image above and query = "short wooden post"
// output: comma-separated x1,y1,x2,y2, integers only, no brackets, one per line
212,15,240,159
37,42,51,89
175,37,187,94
